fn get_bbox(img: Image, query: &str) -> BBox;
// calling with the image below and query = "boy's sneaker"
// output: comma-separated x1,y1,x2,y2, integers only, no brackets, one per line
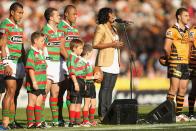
189,114,196,121
81,121,91,127
68,122,74,127
41,121,51,128
8,121,23,129
27,123,36,129
58,120,65,127
64,121,70,127
176,114,189,122
36,123,45,129
90,121,97,126
0,125,8,130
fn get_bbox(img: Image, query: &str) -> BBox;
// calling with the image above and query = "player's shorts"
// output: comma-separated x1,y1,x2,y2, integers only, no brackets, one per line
0,76,5,93
70,78,85,104
4,61,25,80
46,61,65,83
84,82,96,99
167,64,189,79
27,89,46,96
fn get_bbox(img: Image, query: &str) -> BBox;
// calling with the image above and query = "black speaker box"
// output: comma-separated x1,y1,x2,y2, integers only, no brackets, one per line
145,100,176,124
102,99,138,124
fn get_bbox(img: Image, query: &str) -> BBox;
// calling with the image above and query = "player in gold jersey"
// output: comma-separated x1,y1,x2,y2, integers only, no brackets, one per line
164,8,190,122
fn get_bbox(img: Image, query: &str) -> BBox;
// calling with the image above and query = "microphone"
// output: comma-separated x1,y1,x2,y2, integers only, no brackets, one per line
115,18,133,24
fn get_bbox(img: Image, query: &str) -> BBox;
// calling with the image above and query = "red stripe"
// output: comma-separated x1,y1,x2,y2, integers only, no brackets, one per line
48,38,60,41
27,58,34,63
35,71,46,75
27,106,34,110
35,61,45,65
86,72,93,77
6,24,14,27
50,97,58,102
53,116,59,118
35,112,41,115
8,41,21,45
48,51,60,55
35,106,42,110
63,25,69,28
37,81,47,85
50,104,57,106
27,118,34,120
25,66,34,70
9,32,23,36
48,30,54,34
9,48,21,53
0,70,4,74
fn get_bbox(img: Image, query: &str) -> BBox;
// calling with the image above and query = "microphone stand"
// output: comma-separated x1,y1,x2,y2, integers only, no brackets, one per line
121,23,137,100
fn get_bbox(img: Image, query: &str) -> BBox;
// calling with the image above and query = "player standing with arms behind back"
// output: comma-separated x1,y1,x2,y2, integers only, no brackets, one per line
164,7,190,122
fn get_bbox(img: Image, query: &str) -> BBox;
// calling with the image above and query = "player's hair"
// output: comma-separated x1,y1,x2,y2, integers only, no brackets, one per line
31,31,45,44
176,7,188,22
97,7,113,24
81,44,93,56
9,2,23,15
64,5,76,14
0,32,4,40
44,7,57,22
70,39,84,51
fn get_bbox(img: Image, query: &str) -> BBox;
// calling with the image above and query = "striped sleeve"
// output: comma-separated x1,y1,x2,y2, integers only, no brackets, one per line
67,54,77,76
25,50,35,70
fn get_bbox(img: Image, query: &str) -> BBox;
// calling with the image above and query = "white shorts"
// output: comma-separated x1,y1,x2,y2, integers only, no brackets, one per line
47,61,65,83
8,61,25,79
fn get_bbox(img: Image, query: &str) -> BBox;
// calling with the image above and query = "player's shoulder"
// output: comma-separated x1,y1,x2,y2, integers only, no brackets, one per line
0,18,9,27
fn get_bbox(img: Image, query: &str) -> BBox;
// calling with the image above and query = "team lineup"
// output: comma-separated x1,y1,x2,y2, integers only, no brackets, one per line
1,1,196,130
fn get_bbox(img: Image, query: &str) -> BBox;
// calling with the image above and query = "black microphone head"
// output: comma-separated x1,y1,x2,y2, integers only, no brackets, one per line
115,18,124,23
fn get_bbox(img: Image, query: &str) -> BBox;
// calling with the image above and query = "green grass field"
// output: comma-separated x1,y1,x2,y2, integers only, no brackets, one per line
1,105,196,131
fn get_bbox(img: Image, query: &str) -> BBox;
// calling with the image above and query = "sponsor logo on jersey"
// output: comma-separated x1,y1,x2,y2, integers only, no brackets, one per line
65,36,79,41
47,41,60,46
10,35,23,43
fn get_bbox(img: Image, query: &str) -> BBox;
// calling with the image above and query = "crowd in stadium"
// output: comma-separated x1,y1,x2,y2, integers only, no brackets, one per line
1,0,196,78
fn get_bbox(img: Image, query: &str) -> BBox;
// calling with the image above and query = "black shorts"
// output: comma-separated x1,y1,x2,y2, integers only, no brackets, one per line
167,64,189,79
27,89,46,96
84,82,96,99
70,78,85,104
189,66,196,79
0,77,5,93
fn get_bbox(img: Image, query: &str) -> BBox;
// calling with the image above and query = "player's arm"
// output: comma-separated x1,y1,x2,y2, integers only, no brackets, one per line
1,37,13,76
60,38,68,60
164,38,172,58
28,69,38,90
26,52,38,90
70,75,79,92
164,29,173,58
189,30,195,59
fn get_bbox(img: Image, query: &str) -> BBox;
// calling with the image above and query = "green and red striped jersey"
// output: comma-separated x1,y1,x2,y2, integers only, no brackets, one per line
67,52,88,79
42,24,64,61
58,20,79,54
25,46,47,91
0,18,23,63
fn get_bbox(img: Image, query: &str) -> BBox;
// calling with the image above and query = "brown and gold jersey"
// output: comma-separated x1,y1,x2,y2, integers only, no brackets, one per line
189,27,196,68
166,24,189,66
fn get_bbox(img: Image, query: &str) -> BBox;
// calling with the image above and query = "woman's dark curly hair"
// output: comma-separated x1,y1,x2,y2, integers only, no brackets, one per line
97,7,113,24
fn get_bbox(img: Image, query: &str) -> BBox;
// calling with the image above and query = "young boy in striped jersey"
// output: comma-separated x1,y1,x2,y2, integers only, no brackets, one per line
81,44,99,127
67,39,85,127
25,32,47,129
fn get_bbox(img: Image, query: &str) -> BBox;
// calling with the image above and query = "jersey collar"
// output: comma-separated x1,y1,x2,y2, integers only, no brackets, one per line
7,18,18,28
62,20,74,29
175,22,189,30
